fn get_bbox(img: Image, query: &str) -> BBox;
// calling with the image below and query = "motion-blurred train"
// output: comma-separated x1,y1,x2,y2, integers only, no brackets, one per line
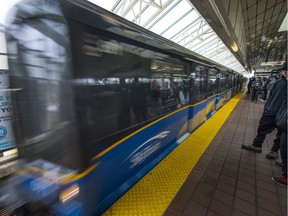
0,0,244,215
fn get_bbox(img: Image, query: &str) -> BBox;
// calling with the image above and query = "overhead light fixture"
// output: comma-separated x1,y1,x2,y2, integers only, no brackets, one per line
230,42,238,52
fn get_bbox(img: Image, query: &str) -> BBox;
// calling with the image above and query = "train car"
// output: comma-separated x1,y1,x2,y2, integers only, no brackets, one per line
0,0,243,215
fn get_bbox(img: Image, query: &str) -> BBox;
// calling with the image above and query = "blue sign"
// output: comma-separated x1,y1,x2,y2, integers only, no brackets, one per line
0,126,7,140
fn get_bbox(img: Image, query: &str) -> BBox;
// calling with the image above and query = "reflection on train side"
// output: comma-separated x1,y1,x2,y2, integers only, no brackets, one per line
0,0,245,215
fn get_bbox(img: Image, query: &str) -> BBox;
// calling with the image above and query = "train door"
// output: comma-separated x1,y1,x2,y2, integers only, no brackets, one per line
189,63,209,104
188,64,207,132
216,70,221,94
232,73,237,95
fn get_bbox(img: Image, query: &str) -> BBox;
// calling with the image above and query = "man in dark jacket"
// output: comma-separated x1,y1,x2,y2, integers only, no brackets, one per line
242,69,287,156
246,77,254,94
272,96,287,186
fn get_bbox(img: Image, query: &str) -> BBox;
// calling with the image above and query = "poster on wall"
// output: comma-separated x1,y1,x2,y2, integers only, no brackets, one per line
0,75,15,152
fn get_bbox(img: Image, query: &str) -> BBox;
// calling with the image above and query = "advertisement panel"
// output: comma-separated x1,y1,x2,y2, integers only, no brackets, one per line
0,74,15,152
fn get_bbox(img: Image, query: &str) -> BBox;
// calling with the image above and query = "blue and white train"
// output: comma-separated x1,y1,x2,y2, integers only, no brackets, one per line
0,0,244,215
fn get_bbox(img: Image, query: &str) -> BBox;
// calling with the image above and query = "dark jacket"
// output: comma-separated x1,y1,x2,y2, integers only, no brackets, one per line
262,78,270,90
264,77,287,115
276,96,287,131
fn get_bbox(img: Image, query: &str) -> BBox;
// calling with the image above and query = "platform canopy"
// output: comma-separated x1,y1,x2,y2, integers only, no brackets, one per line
88,0,248,75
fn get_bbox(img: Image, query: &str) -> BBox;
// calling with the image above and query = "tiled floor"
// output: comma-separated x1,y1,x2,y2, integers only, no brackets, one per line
164,94,287,216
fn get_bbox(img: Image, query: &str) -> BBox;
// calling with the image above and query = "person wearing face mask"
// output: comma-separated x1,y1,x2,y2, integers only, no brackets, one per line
242,64,287,160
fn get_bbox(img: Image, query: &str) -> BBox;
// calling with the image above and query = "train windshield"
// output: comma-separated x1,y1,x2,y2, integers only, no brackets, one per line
1,0,81,170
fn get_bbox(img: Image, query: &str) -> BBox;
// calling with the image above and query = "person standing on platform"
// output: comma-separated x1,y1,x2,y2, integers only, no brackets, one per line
242,67,287,158
261,77,269,101
246,77,254,94
266,75,277,99
272,96,287,186
251,77,262,103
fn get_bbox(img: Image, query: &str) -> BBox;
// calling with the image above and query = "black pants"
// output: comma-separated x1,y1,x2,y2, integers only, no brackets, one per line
253,111,281,151
262,90,267,100
280,131,287,177
251,88,259,102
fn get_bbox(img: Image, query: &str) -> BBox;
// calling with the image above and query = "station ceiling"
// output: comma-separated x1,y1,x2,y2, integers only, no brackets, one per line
242,0,287,70
88,0,287,76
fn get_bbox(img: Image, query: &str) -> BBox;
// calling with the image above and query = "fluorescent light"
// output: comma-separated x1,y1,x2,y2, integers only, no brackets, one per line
230,42,238,52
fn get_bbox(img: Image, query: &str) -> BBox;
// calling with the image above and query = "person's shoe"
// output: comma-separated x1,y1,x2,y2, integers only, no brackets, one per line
266,151,279,159
273,161,283,168
272,176,287,186
241,144,262,153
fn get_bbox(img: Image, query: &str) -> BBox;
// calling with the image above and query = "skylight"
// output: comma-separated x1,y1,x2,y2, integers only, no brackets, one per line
88,0,246,74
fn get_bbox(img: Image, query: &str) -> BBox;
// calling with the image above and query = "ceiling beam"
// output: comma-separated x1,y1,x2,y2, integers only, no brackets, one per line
189,0,247,71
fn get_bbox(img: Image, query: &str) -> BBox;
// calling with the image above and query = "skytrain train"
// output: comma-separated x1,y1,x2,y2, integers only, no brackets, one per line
0,0,244,215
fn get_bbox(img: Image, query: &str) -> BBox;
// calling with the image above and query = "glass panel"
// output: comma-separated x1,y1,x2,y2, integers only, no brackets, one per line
89,0,247,74
5,0,80,169
207,68,217,96
150,1,191,34
192,35,218,52
173,18,202,43
138,6,158,25
220,71,229,92
162,10,199,39
70,21,188,152
189,63,208,102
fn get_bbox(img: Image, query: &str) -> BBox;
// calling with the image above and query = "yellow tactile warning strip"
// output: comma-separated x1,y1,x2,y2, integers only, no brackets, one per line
103,93,242,216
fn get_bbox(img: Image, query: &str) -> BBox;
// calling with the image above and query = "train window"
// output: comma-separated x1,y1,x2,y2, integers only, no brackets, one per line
69,20,188,153
149,72,189,117
74,72,188,146
227,72,233,88
202,68,208,98
232,73,237,93
189,64,206,103
207,68,217,96
5,4,81,170
220,71,229,92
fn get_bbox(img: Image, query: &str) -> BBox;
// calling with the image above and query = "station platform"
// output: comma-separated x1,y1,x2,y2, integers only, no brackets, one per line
103,92,287,216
